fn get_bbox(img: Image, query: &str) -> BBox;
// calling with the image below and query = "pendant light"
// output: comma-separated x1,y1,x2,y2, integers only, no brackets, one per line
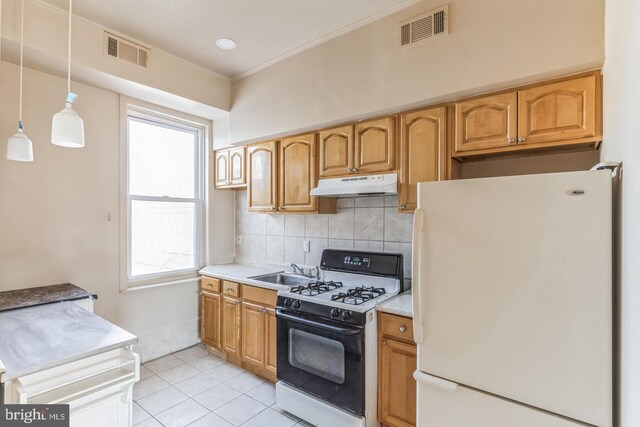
51,0,84,148
6,0,34,162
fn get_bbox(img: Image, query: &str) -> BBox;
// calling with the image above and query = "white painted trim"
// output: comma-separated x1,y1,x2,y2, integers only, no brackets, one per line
119,96,211,292
231,0,423,81
29,0,230,82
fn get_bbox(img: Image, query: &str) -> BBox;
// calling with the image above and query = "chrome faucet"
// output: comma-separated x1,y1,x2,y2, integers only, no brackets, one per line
291,263,306,276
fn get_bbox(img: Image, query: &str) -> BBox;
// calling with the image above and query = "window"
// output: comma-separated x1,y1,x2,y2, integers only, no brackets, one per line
124,108,205,287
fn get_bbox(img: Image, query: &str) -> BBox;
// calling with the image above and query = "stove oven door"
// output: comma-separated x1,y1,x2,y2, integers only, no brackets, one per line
276,308,365,415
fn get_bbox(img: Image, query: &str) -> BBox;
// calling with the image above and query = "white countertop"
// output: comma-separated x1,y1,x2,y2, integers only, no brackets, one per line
199,263,288,291
0,301,137,382
376,291,413,318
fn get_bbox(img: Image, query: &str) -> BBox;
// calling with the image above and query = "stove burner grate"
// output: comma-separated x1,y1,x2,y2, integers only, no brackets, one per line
330,286,387,305
290,281,343,296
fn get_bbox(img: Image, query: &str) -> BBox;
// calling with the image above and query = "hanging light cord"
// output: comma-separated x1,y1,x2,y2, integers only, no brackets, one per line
18,0,24,130
67,0,72,95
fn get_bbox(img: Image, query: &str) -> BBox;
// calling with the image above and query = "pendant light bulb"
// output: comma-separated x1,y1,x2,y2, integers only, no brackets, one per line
51,93,84,148
6,0,34,162
51,0,84,148
7,122,34,162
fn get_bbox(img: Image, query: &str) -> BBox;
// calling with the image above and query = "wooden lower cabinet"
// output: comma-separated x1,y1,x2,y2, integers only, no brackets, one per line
222,295,241,356
241,301,267,366
379,313,417,427
200,277,277,381
200,291,221,350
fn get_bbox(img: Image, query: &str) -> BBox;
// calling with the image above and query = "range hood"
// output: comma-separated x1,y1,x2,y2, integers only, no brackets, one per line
310,173,398,197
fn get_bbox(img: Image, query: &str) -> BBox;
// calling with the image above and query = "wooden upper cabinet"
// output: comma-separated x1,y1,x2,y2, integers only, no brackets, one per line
399,106,447,213
222,296,241,356
354,116,397,174
200,291,221,350
215,147,246,189
247,141,278,212
318,125,354,178
215,151,229,188
454,92,518,153
241,301,266,367
229,147,246,186
517,75,599,146
279,133,318,213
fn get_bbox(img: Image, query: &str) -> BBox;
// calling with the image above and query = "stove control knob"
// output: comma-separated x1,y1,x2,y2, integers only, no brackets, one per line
341,311,352,321
283,298,292,308
292,300,301,309
330,308,341,318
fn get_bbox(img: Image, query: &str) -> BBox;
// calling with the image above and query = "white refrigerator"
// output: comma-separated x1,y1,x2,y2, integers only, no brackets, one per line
411,170,613,427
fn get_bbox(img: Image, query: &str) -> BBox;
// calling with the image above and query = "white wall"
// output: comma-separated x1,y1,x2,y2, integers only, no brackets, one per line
601,0,640,424
0,62,233,362
1,0,230,118
229,0,604,144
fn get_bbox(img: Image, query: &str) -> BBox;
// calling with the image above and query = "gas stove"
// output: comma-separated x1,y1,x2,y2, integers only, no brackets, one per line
275,249,405,427
276,249,404,324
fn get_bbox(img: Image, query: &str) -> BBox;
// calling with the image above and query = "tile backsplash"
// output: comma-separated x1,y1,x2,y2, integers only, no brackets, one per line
234,191,414,279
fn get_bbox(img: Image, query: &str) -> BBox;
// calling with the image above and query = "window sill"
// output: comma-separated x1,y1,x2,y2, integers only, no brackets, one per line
120,274,200,293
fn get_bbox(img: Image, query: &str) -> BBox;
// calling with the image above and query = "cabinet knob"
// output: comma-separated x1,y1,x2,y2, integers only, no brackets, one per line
507,137,516,144
518,137,526,143
400,204,406,209
382,340,387,346
278,207,285,211
399,325,407,333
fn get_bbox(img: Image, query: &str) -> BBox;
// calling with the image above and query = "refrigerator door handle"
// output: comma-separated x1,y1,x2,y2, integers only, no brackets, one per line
414,370,459,393
412,208,425,344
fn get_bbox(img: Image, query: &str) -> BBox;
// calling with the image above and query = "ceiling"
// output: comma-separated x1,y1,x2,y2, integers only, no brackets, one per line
40,0,414,79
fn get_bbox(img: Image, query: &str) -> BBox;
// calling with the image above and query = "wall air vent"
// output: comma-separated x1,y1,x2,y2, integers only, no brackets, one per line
400,5,449,48
104,32,150,69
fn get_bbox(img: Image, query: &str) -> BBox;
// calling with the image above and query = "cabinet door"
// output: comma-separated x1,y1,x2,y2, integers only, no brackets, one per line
279,133,317,212
454,92,517,153
318,125,354,178
229,147,246,186
379,338,417,427
399,106,447,213
354,117,396,174
222,296,241,356
517,75,599,146
265,307,277,374
214,150,229,188
201,292,221,350
241,301,266,367
247,141,278,212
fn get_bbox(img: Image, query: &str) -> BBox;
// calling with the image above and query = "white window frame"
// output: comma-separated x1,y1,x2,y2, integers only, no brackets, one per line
120,97,210,291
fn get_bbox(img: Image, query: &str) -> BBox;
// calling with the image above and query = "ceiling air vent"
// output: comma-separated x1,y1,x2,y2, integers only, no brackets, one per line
104,32,150,69
400,5,449,48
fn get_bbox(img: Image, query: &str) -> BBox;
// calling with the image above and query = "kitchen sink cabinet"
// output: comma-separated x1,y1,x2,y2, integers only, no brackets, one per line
378,312,417,427
452,73,601,158
398,105,448,213
215,147,246,189
222,295,241,356
200,277,278,381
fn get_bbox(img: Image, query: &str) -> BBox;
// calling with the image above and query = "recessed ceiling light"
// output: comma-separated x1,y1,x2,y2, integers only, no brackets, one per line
216,38,237,50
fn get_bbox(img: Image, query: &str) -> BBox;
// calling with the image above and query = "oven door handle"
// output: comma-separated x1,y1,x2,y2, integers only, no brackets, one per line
276,309,362,335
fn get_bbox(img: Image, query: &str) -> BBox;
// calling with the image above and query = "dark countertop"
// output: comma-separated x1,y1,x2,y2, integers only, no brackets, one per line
0,283,96,312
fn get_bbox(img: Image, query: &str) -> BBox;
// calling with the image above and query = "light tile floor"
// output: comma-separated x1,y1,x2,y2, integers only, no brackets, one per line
133,345,314,427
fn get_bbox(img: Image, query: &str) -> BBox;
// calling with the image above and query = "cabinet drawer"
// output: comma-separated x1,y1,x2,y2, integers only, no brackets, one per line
201,277,221,293
222,281,240,297
380,313,414,343
242,285,277,307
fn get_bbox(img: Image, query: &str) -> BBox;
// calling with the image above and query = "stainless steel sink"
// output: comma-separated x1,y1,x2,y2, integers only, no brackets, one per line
249,272,311,287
